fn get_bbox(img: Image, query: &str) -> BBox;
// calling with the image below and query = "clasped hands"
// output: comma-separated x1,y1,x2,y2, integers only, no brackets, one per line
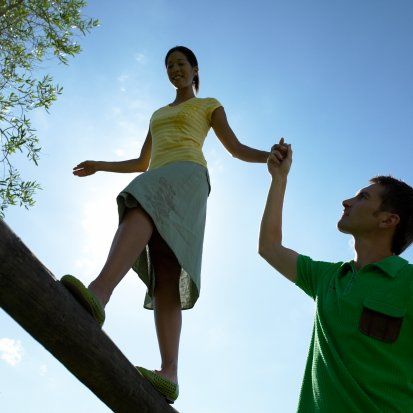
267,137,292,177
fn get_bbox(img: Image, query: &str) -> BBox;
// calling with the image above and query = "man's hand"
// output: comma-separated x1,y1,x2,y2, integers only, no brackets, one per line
267,137,292,178
73,160,99,177
260,137,298,282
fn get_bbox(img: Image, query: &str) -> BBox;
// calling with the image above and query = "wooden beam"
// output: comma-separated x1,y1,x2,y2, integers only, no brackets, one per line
0,219,178,413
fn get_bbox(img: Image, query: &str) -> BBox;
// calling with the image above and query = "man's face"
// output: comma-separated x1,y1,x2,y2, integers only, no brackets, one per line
337,183,385,235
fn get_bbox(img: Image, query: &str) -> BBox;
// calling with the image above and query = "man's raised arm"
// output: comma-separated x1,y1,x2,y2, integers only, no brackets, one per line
258,138,299,282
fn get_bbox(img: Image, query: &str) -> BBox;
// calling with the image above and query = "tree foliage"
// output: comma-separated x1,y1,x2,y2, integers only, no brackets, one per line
0,0,98,217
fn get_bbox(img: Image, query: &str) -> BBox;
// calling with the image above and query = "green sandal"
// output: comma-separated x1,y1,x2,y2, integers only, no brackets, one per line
61,274,105,327
136,366,179,404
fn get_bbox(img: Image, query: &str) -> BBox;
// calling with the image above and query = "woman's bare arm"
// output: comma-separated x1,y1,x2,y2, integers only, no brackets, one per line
73,130,152,177
211,107,270,163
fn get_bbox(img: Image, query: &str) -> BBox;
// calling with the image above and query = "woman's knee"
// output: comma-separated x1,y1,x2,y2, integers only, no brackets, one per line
153,258,180,294
149,231,181,289
156,263,180,285
124,205,150,220
123,206,153,230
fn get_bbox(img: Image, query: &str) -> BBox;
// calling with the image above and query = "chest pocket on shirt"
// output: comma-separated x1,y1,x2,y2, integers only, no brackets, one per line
359,298,406,343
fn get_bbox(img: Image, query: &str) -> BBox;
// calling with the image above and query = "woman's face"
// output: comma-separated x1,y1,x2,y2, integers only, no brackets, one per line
166,51,198,90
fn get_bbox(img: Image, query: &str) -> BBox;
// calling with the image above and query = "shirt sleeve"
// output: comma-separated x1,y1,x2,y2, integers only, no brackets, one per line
205,98,223,124
296,255,340,300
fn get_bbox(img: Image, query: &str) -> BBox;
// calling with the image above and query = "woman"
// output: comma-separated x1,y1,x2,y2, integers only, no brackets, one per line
61,46,273,404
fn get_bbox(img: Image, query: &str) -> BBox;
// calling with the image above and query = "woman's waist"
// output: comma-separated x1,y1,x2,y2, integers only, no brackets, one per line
151,144,205,159
149,151,207,170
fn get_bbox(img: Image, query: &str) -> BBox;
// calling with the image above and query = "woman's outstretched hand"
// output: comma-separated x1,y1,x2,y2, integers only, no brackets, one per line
267,137,292,178
73,160,99,177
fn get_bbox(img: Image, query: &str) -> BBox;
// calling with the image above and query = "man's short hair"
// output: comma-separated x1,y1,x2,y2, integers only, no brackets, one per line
370,176,413,255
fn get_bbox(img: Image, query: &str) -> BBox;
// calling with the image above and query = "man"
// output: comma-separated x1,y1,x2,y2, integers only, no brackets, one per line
259,139,413,412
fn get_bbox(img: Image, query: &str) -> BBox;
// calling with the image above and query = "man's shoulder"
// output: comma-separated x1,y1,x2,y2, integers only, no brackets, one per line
397,257,413,275
295,255,345,298
298,254,346,275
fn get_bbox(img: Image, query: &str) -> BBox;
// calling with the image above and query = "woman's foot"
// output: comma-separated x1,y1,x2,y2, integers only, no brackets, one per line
136,366,179,404
61,275,105,327
88,280,111,308
155,367,178,385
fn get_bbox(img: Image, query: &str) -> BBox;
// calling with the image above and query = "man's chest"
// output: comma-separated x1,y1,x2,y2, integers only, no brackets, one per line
317,270,412,346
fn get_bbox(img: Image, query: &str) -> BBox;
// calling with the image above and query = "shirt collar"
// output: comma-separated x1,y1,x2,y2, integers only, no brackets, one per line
338,255,409,278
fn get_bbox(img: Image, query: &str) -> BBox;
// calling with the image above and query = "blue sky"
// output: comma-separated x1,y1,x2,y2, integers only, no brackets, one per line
1,0,413,412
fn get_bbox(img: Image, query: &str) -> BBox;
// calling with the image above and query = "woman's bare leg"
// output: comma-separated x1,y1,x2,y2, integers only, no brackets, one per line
88,206,153,306
150,232,182,384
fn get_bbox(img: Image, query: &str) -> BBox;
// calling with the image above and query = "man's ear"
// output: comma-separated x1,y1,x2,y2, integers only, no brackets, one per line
379,212,400,229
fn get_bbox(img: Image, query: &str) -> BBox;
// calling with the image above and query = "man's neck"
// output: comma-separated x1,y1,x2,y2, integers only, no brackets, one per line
353,236,394,270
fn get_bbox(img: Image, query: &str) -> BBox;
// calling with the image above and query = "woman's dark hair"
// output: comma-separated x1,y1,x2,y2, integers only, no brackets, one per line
370,175,413,255
165,46,199,94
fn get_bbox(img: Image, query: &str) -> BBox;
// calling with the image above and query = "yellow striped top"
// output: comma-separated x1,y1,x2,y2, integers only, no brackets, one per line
149,97,222,170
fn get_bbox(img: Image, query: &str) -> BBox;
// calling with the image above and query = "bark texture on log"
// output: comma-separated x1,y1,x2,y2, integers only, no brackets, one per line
0,219,178,413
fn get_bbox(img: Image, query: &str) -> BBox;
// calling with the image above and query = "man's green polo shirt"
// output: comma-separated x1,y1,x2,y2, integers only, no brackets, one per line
295,254,413,413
